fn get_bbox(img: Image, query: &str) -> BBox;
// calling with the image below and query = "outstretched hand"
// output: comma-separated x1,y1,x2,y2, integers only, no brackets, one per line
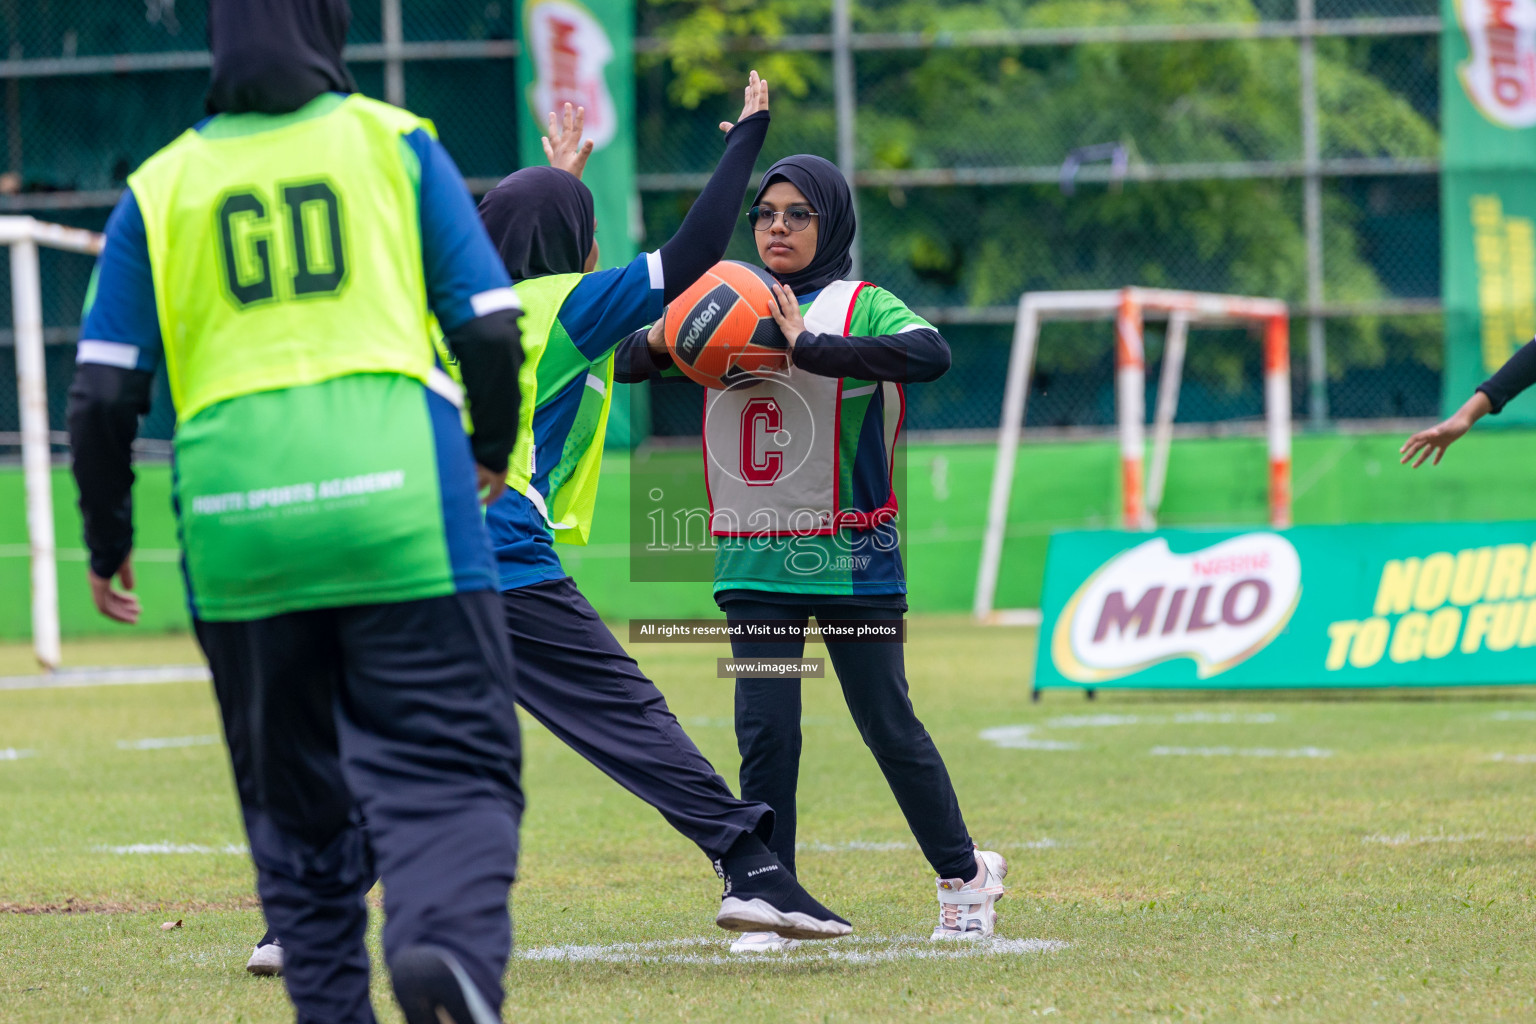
543,103,594,179
720,70,769,135
1400,417,1471,469
1399,391,1491,468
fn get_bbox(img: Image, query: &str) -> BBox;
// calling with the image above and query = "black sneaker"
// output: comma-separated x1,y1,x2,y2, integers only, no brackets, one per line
390,944,500,1024
714,853,852,940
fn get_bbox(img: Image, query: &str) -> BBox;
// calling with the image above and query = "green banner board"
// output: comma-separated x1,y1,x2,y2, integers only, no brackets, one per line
1441,0,1536,421
1035,523,1536,691
516,0,646,445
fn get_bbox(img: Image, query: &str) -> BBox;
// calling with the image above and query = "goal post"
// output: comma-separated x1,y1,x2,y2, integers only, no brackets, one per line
974,286,1292,623
5,217,106,669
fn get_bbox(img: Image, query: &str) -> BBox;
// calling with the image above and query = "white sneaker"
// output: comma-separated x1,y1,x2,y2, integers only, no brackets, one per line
930,849,1008,941
729,931,801,954
246,938,283,976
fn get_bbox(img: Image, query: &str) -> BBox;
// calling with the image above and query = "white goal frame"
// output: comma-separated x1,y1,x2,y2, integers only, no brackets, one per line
7,217,106,669
973,287,1292,624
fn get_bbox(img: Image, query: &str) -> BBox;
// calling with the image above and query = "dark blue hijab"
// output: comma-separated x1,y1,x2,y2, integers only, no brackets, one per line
477,167,596,282
206,0,355,115
752,154,856,292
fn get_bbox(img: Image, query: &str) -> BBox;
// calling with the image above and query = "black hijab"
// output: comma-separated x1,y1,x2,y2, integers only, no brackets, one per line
477,167,596,282
751,154,856,293
205,0,356,115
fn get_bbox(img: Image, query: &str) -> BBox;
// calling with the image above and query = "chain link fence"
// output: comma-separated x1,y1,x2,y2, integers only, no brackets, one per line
0,0,1446,450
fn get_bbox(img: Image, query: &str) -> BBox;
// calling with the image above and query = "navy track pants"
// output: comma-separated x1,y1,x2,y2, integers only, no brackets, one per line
504,577,769,859
197,589,522,1024
720,596,975,881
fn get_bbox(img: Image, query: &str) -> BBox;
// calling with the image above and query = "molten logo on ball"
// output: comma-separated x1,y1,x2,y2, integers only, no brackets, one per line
1051,534,1302,681
665,261,788,389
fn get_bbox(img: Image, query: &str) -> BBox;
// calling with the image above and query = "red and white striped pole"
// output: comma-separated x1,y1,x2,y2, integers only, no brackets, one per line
1264,314,1292,529
1116,289,1149,530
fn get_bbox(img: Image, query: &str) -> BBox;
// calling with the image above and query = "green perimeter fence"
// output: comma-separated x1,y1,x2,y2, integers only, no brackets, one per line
8,430,1536,643
0,0,1453,450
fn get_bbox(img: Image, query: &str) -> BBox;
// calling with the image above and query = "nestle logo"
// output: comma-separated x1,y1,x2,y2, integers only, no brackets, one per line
1053,534,1302,681
1457,0,1536,127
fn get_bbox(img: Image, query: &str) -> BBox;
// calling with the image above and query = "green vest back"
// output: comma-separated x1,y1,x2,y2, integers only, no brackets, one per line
126,94,475,622
508,273,614,546
129,93,436,421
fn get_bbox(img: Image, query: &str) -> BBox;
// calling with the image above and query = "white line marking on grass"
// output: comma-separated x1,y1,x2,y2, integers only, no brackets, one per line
0,748,34,760
1046,714,1143,728
1363,833,1499,846
515,934,1068,965
0,545,183,562
116,735,219,750
1490,711,1536,721
979,726,1080,751
1487,752,1536,764
1046,712,1277,728
0,665,210,691
95,843,249,855
1149,745,1332,758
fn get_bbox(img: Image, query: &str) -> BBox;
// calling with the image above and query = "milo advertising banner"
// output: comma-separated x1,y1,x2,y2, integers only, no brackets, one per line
1442,0,1536,421
1036,524,1536,691
516,0,644,444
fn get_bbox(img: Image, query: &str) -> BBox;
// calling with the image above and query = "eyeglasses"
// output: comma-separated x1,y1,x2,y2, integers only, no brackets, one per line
747,205,819,232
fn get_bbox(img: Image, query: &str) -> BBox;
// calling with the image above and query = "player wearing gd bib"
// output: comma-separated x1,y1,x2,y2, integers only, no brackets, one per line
617,155,1008,949
67,3,523,1021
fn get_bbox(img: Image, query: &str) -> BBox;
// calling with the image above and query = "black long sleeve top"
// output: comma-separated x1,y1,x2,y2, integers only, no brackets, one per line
1477,337,1536,414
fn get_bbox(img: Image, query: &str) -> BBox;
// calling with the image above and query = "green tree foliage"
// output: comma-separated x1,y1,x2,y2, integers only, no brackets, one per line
641,0,1441,392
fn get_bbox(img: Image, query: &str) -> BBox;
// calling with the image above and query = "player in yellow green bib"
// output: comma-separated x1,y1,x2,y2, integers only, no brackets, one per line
237,78,851,978
617,154,1009,950
67,3,522,1022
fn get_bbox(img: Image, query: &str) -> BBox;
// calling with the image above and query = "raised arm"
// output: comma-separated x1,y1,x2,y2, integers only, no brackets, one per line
656,72,770,304
555,73,771,365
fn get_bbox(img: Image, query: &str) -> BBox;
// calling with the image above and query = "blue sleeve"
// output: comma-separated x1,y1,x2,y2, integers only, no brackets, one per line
404,128,517,333
77,191,163,374
558,252,665,362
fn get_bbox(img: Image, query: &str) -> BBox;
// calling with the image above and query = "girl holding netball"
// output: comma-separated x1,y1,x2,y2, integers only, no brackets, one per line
618,155,1007,952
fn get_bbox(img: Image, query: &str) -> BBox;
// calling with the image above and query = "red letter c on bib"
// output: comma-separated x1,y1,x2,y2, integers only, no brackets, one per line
740,397,783,486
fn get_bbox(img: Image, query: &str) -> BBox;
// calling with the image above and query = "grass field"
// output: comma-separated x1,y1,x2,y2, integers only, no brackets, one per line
6,619,1536,1022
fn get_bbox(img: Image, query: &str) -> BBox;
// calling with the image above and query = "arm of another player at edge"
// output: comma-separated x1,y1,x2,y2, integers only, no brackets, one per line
408,129,524,483
791,288,951,383
613,326,690,384
67,190,163,623
1399,336,1536,468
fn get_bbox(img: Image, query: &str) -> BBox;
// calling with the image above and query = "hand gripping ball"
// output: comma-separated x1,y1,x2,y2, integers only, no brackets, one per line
664,261,789,389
